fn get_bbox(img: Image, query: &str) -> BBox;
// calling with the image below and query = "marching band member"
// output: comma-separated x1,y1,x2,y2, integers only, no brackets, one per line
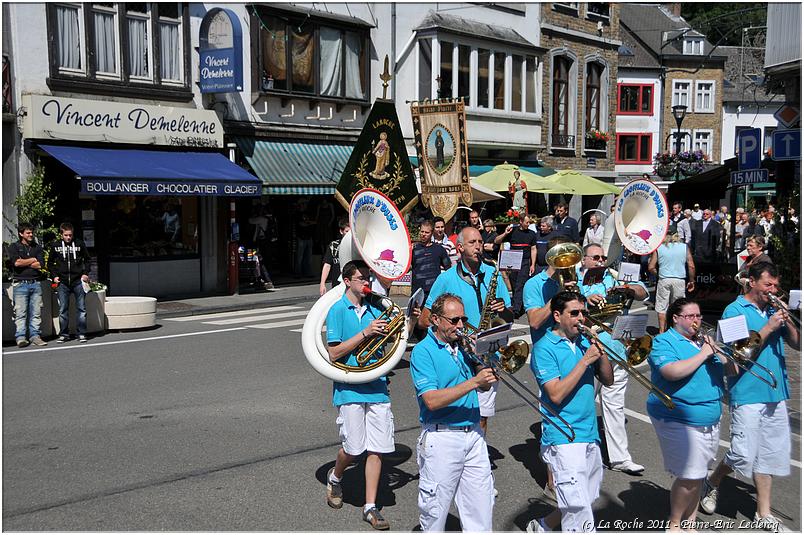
647,297,732,533
700,262,799,532
527,291,614,533
578,243,646,476
418,227,512,436
523,237,577,347
410,293,497,531
324,260,394,530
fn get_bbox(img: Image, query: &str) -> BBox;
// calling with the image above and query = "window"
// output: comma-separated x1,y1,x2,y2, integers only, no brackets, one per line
512,55,523,111
675,129,692,153
552,56,571,147
493,52,506,110
48,3,187,94
554,3,580,14
585,62,602,131
587,3,610,20
259,11,369,101
694,80,715,113
525,57,537,113
764,126,776,154
617,83,653,115
616,134,652,164
418,39,432,99
477,48,490,108
693,130,712,158
439,41,454,98
683,38,704,55
672,80,691,108
458,45,470,105
103,196,199,258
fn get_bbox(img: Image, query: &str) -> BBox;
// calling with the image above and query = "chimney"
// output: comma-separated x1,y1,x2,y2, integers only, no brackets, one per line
664,3,682,17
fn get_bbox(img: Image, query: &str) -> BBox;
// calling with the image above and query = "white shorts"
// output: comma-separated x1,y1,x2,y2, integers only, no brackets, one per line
651,417,719,480
725,401,791,479
655,278,686,314
540,442,602,532
478,382,499,417
337,402,395,456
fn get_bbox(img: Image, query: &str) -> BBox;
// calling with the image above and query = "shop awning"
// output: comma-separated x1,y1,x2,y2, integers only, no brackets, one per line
40,144,261,196
409,157,556,178
666,158,736,204
235,137,353,195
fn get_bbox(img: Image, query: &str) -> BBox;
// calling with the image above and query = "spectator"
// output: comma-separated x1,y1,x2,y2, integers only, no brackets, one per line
481,219,500,262
553,202,580,243
648,233,696,333
676,209,693,245
535,216,560,271
48,222,92,343
319,218,350,296
744,216,765,239
494,213,538,316
468,210,482,231
582,213,604,247
433,217,458,266
295,205,316,278
719,208,731,260
691,203,703,221
736,235,773,288
410,219,451,300
734,211,749,253
691,208,720,263
7,223,47,347
528,214,539,234
668,202,684,235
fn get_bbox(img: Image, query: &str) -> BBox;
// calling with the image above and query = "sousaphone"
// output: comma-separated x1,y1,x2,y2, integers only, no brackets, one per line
614,179,669,256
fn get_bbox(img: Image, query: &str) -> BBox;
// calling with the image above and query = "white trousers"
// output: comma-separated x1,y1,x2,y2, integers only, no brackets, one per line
597,365,632,464
541,442,603,532
417,425,494,532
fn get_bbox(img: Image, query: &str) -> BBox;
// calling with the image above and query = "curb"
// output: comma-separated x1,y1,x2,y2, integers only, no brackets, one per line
155,294,320,319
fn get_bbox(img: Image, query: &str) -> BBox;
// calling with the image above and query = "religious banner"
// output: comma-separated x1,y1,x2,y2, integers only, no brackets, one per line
411,99,471,221
335,99,418,214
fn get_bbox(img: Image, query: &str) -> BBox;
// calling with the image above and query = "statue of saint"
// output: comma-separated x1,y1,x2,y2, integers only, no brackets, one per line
435,130,445,167
371,132,390,178
509,170,527,213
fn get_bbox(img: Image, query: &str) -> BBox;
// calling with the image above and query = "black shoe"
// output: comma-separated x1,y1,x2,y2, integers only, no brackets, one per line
78,335,88,343
57,335,70,343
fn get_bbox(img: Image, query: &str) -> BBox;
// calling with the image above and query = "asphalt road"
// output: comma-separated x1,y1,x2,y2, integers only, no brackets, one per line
3,302,801,531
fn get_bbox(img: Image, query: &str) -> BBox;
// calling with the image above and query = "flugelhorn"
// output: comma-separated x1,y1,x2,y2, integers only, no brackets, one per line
546,242,583,289
693,322,777,389
578,323,675,409
767,292,802,333
455,329,576,443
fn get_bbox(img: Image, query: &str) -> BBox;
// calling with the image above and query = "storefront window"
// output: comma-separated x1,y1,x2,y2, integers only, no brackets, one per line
104,196,199,258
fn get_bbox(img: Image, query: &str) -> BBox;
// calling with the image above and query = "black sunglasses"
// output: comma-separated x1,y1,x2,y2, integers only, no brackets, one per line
440,315,469,325
585,254,607,261
568,310,586,317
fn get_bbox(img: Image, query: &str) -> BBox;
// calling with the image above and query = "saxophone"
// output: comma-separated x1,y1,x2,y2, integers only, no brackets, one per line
469,260,506,333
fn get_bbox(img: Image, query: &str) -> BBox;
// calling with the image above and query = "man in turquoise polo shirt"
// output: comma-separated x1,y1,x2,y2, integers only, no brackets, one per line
527,291,613,533
699,262,800,532
324,260,394,530
410,293,497,531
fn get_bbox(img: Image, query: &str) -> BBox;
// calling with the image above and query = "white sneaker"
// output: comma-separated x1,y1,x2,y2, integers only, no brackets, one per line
526,517,549,532
699,478,718,515
610,460,645,475
754,513,792,532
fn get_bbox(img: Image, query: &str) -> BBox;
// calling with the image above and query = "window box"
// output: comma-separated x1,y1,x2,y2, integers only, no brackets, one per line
585,138,607,151
552,134,575,149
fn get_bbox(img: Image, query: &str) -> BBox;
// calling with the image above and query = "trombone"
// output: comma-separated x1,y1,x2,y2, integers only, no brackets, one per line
767,292,802,334
693,322,777,389
354,290,407,366
455,329,576,443
577,323,676,410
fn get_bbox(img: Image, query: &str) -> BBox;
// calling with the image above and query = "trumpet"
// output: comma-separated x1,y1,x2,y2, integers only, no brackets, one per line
455,329,576,443
353,289,407,366
577,323,675,410
692,322,777,389
767,292,802,333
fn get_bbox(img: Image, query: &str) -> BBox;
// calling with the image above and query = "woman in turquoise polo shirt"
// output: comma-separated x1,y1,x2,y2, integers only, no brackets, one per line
647,297,734,532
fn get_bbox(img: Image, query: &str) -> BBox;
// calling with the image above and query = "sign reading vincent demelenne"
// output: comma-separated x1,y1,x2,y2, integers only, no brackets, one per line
22,95,224,148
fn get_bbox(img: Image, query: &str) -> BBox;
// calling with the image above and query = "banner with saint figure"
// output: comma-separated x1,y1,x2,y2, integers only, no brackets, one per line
410,100,471,221
335,100,418,214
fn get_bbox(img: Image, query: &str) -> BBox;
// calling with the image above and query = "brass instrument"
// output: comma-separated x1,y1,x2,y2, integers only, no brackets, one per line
546,242,583,289
455,329,576,443
353,290,407,366
578,323,675,410
470,259,507,333
584,315,651,366
693,322,777,389
587,287,636,320
767,292,802,333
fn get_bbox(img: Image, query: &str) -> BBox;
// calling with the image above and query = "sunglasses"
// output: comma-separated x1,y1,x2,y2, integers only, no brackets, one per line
440,315,468,325
568,310,586,317
585,254,607,261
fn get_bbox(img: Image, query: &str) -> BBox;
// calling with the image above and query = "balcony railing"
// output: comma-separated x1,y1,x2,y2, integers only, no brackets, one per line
551,134,575,149
2,55,11,114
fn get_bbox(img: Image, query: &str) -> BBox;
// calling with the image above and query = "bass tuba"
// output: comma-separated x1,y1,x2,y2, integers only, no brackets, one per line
614,178,669,256
301,189,412,384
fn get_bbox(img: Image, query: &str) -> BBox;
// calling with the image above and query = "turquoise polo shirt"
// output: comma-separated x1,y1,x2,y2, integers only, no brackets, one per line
410,328,480,426
722,296,789,405
532,330,598,446
424,261,511,327
523,270,560,345
646,328,724,426
577,266,616,298
326,293,390,407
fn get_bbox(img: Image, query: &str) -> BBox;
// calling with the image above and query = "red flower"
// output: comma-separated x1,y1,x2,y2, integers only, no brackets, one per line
507,209,513,217
513,210,520,217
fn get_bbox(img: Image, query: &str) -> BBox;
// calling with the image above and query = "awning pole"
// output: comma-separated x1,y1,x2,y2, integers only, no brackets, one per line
228,143,240,295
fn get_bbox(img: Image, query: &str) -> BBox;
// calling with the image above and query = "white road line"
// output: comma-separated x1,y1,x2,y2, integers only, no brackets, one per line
246,319,309,330
165,305,302,322
204,310,309,325
2,327,247,355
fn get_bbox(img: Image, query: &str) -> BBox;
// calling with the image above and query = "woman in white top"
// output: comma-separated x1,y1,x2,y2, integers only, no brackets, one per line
582,213,604,247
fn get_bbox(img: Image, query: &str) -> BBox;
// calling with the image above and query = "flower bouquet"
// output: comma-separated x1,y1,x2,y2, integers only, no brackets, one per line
494,209,522,224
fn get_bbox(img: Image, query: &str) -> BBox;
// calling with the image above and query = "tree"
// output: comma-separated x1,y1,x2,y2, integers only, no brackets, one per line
681,4,767,47
4,163,59,245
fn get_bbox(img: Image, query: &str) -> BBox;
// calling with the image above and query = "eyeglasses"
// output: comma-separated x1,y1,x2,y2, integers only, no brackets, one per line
348,276,369,282
676,313,703,319
440,315,468,325
585,254,607,261
567,310,586,317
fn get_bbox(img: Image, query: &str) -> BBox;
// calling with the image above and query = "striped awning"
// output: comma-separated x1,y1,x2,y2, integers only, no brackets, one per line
235,137,353,195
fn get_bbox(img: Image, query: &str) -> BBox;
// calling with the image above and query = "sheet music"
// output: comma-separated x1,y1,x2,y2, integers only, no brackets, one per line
475,323,512,355
617,262,641,283
611,315,648,340
406,288,425,318
498,250,523,270
717,316,750,344
788,290,801,311
582,266,607,286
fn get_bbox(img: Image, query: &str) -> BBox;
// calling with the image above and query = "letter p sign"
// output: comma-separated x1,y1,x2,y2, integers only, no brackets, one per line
738,128,761,171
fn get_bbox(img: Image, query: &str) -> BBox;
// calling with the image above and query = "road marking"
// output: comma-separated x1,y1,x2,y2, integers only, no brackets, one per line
246,319,308,330
204,310,309,325
2,327,247,355
164,306,302,322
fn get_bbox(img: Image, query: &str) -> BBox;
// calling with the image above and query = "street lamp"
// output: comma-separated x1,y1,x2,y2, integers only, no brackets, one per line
671,104,688,181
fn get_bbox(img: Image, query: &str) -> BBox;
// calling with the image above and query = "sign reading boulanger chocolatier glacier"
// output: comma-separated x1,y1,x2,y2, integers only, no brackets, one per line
21,95,224,147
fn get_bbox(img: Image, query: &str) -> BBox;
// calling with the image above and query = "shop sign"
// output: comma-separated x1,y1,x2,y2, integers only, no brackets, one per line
199,8,243,93
22,94,223,147
82,179,260,197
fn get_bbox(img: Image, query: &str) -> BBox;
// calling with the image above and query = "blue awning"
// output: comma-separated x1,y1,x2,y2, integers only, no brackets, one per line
235,137,353,195
409,156,556,177
40,144,261,197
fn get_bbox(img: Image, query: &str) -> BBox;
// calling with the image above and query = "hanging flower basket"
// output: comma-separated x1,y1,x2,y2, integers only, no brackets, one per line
655,165,676,178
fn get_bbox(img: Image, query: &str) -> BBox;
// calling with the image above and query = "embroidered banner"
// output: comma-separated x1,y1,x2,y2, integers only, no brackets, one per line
411,100,472,221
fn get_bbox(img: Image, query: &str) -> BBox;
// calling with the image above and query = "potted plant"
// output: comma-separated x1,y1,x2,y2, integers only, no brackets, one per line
677,150,706,177
653,152,676,178
585,128,610,150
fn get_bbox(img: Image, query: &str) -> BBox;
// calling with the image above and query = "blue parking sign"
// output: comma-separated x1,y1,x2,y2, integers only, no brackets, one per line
737,128,761,170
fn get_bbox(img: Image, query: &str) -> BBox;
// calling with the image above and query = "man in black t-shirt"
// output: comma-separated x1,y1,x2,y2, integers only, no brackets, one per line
411,220,451,298
319,218,350,296
494,213,538,317
481,219,499,262
534,216,561,270
7,223,47,347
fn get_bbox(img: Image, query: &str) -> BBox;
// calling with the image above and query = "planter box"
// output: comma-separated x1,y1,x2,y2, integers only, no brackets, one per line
56,289,106,335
